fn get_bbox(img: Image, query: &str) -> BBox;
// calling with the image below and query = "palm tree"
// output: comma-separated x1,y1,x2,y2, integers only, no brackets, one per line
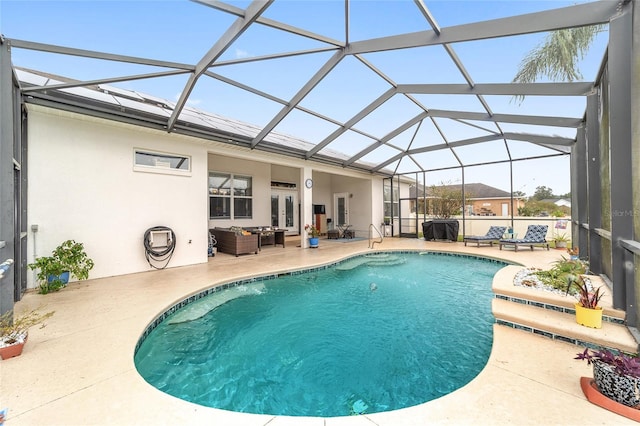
512,25,604,102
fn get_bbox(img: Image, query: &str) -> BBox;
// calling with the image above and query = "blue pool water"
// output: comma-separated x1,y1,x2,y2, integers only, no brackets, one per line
134,252,505,417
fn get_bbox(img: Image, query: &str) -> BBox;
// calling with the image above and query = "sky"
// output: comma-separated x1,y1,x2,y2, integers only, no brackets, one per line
0,0,609,196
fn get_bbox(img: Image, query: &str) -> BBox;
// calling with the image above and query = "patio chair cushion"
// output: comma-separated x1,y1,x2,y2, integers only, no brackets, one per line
486,226,507,239
463,226,506,247
499,225,549,251
506,225,548,242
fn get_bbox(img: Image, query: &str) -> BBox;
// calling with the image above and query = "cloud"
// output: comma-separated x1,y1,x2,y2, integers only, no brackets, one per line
235,48,249,58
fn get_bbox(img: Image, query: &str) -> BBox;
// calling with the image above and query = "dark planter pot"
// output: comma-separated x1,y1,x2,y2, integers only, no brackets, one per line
593,360,640,408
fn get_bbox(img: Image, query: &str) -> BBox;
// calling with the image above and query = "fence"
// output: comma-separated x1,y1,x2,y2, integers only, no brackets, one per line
397,216,572,243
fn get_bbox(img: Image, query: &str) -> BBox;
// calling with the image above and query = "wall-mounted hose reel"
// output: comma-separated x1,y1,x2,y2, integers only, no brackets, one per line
144,226,176,269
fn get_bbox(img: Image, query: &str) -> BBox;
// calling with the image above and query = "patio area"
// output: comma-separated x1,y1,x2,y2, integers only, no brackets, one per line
1,237,636,425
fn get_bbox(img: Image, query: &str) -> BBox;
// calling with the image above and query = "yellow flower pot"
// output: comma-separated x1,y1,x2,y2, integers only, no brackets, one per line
575,303,603,329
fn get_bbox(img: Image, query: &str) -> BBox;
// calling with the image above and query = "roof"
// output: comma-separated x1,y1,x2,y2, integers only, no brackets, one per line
410,182,516,199
5,0,616,180
16,67,362,168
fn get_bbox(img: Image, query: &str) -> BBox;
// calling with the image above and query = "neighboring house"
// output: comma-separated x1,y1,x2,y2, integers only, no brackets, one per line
540,198,572,208
409,183,524,217
464,183,525,216
20,70,384,290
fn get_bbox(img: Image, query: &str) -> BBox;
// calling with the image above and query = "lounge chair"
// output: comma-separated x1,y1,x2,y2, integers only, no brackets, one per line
463,226,507,247
499,225,549,252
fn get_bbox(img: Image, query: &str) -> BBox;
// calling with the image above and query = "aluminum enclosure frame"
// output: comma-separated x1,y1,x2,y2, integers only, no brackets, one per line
0,1,638,335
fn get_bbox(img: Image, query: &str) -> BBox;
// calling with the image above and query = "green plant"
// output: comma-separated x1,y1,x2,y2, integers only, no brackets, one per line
52,240,94,280
534,256,589,293
304,224,320,238
517,200,560,217
568,274,604,309
28,240,94,294
512,25,604,103
427,181,470,219
553,233,570,243
1,307,54,347
28,256,67,294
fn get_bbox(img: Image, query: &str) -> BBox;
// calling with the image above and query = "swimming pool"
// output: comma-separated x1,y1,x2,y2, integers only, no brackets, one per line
134,252,506,417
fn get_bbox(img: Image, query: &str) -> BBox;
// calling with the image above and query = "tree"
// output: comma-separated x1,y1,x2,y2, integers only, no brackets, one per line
512,190,527,199
427,182,469,219
512,25,604,102
531,185,554,201
518,200,559,217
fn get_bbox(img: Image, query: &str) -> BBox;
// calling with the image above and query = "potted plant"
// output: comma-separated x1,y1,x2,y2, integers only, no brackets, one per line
567,246,579,260
552,232,570,249
28,240,95,294
0,307,54,359
304,224,320,248
576,348,640,412
28,255,67,294
569,274,604,328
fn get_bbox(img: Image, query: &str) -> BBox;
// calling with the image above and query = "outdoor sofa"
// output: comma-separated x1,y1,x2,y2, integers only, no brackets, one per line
209,227,259,257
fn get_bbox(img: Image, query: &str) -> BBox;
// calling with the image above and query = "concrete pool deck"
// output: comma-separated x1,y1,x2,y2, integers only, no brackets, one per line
2,237,638,425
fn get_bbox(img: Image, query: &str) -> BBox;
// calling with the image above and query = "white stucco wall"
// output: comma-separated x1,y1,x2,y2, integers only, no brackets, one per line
370,178,384,231
27,106,209,287
270,164,298,185
25,105,387,288
329,174,373,237
310,172,332,221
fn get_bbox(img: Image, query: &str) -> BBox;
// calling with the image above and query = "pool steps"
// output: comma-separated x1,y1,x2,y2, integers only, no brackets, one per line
492,265,637,354
335,253,406,271
167,282,265,324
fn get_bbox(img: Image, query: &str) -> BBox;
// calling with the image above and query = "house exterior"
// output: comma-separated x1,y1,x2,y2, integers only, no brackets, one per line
409,183,524,217
464,183,525,216
24,101,385,290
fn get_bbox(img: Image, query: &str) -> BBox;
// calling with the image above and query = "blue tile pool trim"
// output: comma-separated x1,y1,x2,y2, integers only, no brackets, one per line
135,251,510,354
416,250,511,266
494,291,627,354
494,294,625,325
495,319,618,352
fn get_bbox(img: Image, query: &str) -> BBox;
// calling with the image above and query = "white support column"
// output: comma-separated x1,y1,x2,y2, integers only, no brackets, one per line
300,167,313,248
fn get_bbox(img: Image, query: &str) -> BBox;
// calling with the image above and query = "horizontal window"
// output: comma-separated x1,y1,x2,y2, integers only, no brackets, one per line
134,149,191,175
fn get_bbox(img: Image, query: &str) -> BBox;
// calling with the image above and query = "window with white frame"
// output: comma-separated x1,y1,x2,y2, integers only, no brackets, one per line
134,149,191,175
209,172,253,219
